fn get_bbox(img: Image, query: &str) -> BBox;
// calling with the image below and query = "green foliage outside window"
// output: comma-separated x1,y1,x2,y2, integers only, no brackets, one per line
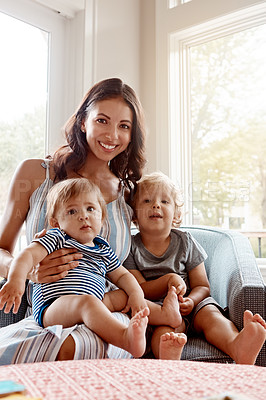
0,106,45,215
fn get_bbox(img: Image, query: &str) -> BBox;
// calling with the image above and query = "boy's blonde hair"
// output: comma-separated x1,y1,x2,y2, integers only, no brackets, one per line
132,171,184,227
46,178,107,222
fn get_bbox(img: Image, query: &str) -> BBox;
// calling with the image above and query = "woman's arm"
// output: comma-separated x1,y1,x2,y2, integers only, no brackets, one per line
0,159,81,282
0,159,41,277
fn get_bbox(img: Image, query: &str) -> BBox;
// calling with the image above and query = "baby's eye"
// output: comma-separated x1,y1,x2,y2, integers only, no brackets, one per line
68,209,77,215
144,199,151,203
87,206,95,212
162,200,169,204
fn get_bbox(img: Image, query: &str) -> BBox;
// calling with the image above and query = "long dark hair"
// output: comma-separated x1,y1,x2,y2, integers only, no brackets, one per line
52,78,146,192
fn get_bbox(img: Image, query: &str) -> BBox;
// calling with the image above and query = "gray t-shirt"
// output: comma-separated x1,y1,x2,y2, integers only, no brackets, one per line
124,229,207,294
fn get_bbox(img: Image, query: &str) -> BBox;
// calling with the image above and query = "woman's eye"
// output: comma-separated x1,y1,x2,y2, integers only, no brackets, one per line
120,123,130,130
96,118,107,124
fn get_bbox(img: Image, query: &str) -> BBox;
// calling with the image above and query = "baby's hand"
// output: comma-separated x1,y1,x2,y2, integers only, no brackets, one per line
0,279,25,314
168,274,186,297
179,296,194,316
126,292,148,316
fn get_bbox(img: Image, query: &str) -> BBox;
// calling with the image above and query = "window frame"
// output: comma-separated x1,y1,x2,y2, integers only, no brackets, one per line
0,0,85,154
168,2,266,225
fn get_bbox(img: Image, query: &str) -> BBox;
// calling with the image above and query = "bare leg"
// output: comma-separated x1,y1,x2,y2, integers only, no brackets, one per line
103,286,182,329
147,286,183,328
43,294,149,358
193,305,266,365
56,290,127,361
102,289,128,312
56,335,75,361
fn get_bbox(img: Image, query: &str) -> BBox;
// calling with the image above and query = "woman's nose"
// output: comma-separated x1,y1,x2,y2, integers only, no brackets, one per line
106,125,118,140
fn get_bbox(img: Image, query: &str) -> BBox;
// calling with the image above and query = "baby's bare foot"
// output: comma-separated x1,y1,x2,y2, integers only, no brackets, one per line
159,331,187,360
161,286,183,328
126,307,149,358
232,310,266,364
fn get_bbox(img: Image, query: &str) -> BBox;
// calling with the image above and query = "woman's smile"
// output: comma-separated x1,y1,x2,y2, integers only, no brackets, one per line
99,141,118,151
83,97,132,162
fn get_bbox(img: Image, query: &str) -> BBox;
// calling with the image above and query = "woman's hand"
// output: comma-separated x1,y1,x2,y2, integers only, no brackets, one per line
29,248,82,283
28,229,82,284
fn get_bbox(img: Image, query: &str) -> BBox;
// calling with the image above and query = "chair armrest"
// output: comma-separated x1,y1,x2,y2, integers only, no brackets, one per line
181,227,265,330
0,279,29,328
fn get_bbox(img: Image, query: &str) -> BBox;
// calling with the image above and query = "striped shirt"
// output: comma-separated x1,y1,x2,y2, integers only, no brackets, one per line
32,229,121,323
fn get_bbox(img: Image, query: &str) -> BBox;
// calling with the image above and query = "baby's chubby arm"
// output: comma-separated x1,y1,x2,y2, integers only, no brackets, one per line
0,242,48,314
107,266,147,315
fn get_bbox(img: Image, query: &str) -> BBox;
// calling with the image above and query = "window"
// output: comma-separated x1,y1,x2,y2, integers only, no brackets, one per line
0,12,48,216
170,4,266,258
0,0,76,252
168,0,192,9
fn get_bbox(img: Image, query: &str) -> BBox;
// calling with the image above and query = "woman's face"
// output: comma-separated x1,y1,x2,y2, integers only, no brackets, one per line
82,97,133,162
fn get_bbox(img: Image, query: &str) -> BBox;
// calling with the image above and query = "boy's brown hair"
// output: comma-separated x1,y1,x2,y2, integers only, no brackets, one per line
132,171,184,227
46,178,107,223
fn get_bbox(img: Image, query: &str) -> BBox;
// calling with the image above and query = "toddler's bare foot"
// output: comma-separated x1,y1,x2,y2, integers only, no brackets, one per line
159,331,187,360
160,286,183,328
231,310,266,364
125,307,149,358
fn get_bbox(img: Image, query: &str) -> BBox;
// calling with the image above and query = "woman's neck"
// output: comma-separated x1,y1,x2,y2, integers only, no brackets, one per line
68,155,121,204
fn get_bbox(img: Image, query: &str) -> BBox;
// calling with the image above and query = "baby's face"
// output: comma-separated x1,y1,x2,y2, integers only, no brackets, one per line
52,191,103,246
134,183,176,237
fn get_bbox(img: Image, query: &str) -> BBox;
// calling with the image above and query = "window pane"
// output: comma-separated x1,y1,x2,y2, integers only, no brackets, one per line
168,0,191,8
0,12,48,215
190,24,266,255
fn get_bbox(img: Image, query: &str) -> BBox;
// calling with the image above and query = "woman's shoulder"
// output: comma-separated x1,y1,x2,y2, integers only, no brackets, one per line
11,158,55,196
15,158,55,181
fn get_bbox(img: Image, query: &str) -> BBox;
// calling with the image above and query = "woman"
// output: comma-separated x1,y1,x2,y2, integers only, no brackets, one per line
0,77,147,364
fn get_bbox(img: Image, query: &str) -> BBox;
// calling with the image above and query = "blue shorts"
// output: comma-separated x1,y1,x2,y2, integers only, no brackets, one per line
35,298,57,328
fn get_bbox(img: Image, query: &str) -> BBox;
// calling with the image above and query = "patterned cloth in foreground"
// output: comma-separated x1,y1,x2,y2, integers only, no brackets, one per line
0,359,265,400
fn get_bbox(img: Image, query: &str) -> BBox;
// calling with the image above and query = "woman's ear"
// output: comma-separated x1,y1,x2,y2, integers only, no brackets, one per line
49,217,60,228
81,120,86,133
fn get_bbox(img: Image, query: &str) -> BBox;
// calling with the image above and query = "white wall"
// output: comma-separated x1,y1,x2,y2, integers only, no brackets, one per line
83,0,140,93
80,0,158,173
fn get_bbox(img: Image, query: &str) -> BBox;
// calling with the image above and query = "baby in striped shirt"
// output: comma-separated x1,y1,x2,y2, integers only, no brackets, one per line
0,178,185,358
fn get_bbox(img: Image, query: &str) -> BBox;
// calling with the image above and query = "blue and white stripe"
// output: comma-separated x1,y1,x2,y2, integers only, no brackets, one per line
32,229,121,322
